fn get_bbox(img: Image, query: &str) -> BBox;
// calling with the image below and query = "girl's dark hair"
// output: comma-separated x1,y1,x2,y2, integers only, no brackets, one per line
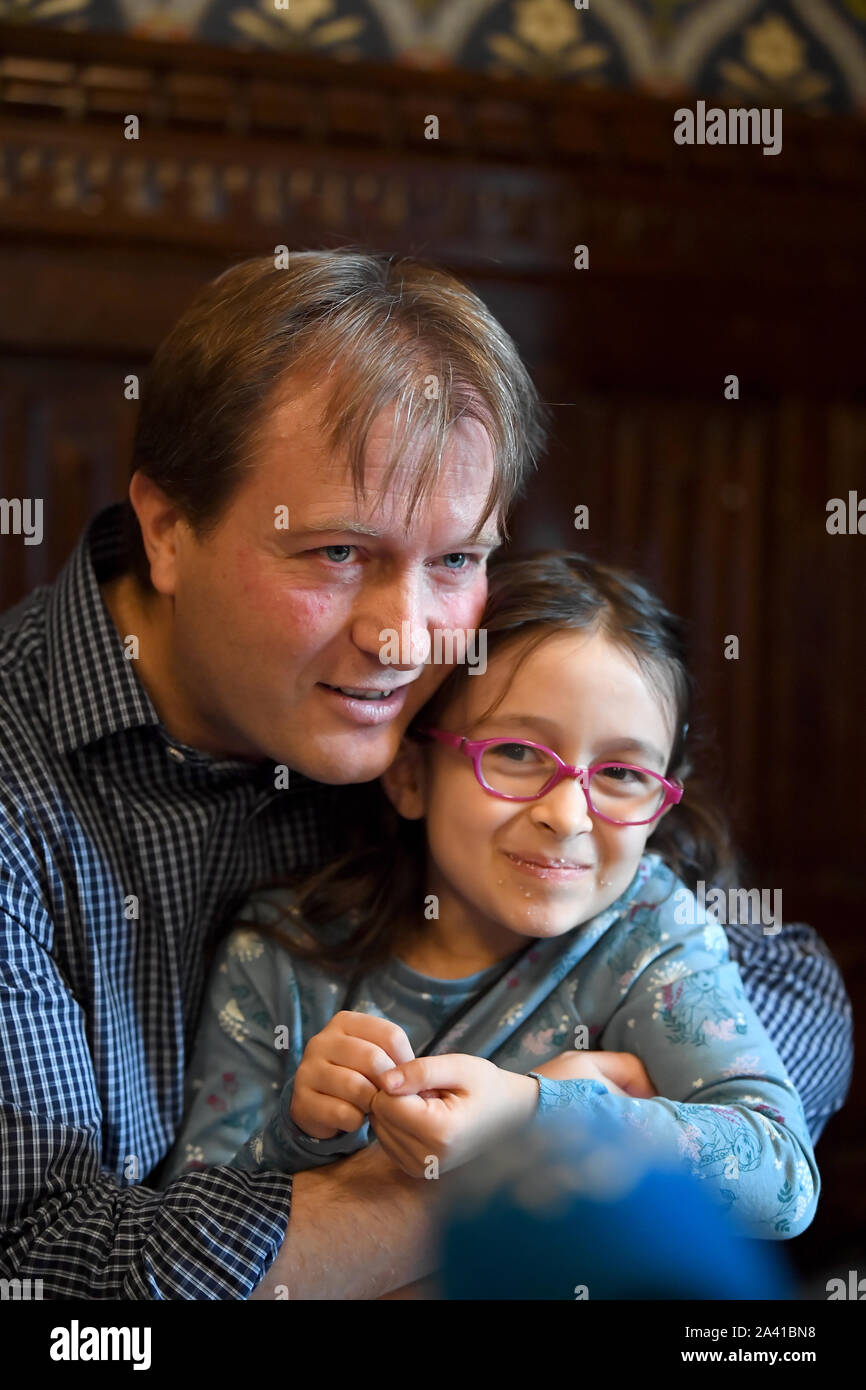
249,551,741,972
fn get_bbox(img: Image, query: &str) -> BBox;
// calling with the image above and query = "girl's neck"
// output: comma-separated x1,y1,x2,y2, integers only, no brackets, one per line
394,901,526,980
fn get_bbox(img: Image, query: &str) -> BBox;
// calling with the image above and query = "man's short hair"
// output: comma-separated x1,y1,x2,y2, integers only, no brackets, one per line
125,247,549,588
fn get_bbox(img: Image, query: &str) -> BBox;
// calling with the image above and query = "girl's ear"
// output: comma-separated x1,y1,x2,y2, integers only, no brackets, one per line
379,736,428,821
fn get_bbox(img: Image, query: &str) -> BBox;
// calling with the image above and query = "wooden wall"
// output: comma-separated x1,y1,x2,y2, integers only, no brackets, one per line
0,23,863,1276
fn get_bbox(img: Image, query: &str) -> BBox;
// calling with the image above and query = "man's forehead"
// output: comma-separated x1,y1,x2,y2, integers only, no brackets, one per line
259,440,500,537
248,374,503,540
289,503,502,548
257,374,492,451
258,371,491,455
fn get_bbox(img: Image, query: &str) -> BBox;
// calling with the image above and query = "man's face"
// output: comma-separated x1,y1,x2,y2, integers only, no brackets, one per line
157,377,500,782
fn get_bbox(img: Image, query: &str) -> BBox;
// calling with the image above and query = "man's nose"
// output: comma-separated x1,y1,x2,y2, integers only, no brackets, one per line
350,574,431,668
529,773,594,837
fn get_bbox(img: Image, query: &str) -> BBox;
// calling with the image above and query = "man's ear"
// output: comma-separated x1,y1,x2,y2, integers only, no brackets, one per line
380,736,428,821
128,470,185,597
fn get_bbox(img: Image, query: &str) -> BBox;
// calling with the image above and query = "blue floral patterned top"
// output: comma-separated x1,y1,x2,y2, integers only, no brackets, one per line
160,853,819,1238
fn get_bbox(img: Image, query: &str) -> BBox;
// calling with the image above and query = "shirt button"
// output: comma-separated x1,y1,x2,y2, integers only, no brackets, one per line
166,746,186,762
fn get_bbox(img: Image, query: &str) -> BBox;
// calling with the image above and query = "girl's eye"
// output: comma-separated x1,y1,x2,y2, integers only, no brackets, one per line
598,765,647,784
496,743,539,763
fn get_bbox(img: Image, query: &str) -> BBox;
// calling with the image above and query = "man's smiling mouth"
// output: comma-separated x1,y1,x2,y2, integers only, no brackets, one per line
321,682,413,701
317,682,415,724
322,685,394,700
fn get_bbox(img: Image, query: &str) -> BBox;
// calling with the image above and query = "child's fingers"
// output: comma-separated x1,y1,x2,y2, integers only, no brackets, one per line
370,1090,440,1142
379,1053,470,1097
368,1112,425,1177
314,1059,379,1113
292,1085,368,1137
315,1033,402,1089
333,1012,416,1067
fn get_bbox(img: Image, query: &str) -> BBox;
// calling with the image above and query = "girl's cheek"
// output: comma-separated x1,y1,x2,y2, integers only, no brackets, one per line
616,830,651,871
598,825,636,866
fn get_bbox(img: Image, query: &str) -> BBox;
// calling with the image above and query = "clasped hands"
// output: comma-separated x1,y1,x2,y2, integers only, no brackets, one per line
290,1010,658,1179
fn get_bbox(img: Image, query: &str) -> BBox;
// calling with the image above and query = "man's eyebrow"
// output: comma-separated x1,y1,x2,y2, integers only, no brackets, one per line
289,519,502,546
472,713,667,766
291,520,385,538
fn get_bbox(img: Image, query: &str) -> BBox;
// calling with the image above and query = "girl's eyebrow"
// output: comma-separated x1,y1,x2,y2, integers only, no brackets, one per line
592,738,668,769
472,713,667,768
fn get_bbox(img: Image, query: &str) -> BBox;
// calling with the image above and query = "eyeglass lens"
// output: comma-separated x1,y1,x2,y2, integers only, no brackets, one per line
479,742,666,822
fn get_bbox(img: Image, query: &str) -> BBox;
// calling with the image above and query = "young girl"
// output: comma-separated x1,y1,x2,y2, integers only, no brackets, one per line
161,552,818,1238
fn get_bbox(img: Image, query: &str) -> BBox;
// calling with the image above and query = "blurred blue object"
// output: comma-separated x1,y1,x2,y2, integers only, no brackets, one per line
437,1108,796,1300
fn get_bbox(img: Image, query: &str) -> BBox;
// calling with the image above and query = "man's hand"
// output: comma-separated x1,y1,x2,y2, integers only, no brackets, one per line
250,1138,443,1301
290,1012,415,1139
532,1049,658,1098
367,1054,538,1178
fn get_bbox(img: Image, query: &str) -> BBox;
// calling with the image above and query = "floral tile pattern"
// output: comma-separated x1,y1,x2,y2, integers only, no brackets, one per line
1,0,864,112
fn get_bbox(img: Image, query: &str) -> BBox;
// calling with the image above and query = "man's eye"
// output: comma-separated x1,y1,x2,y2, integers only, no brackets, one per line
319,545,357,563
440,553,478,570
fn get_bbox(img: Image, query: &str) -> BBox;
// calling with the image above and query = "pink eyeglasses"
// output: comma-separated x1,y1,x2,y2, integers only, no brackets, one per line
415,727,684,827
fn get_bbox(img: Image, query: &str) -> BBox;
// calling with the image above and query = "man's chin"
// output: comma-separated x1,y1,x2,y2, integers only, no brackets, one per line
279,731,403,786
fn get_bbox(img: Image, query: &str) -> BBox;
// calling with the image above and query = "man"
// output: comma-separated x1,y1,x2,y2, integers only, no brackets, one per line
0,250,852,1300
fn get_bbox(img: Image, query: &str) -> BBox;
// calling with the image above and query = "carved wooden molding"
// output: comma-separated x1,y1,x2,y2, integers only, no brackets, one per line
0,22,864,288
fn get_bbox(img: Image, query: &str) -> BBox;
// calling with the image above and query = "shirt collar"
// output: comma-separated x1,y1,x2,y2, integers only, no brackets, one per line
47,501,160,756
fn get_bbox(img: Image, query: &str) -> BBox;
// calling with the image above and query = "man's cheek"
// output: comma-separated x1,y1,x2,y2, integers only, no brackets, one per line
253,589,342,649
404,664,449,717
448,578,488,632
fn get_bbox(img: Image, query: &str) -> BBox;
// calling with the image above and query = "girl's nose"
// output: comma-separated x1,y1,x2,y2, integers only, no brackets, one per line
528,774,594,837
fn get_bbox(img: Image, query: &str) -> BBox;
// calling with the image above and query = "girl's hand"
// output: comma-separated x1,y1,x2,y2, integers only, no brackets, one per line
533,1049,658,1098
368,1054,538,1177
290,1011,416,1140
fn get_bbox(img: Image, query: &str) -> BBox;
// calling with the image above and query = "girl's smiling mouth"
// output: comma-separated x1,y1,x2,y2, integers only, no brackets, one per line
502,850,593,880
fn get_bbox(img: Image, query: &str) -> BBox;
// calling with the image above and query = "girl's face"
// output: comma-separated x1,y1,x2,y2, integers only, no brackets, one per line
384,628,678,949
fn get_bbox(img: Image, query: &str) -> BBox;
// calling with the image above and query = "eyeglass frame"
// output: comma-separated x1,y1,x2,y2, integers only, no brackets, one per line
414,726,684,827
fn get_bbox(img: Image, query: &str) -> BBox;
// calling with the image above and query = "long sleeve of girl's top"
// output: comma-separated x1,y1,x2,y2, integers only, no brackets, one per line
529,909,820,1239
159,923,368,1186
